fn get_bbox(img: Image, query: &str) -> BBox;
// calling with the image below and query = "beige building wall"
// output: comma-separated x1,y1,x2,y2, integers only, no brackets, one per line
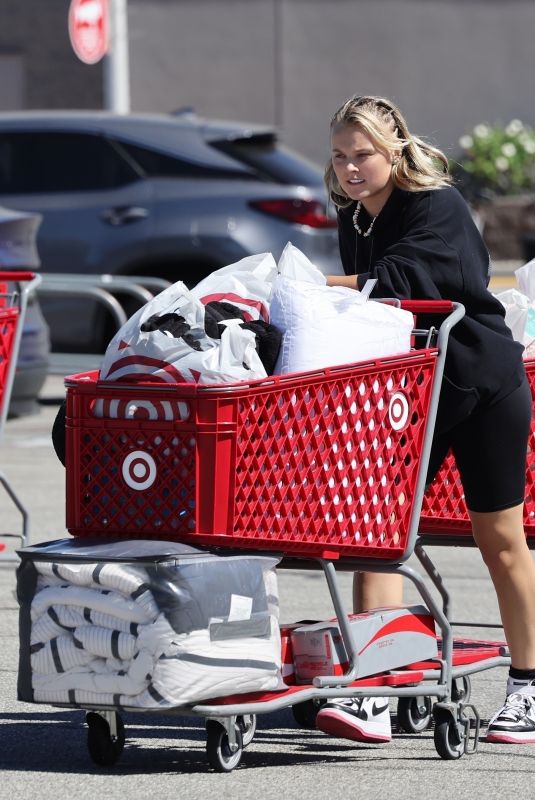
128,0,535,165
0,0,533,169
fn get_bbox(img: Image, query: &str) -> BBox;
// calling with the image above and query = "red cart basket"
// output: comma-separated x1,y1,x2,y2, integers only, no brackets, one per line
66,349,437,560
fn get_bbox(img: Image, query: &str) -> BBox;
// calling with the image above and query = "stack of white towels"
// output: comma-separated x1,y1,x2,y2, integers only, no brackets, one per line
29,559,282,709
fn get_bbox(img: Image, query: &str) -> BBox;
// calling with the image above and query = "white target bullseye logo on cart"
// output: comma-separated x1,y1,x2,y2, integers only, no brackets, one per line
388,392,410,431
122,450,157,491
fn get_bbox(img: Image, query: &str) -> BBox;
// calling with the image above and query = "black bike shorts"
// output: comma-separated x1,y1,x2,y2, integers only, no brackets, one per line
426,376,532,514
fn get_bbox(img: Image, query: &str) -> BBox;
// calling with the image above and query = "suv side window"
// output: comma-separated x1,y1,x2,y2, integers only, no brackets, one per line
0,132,139,194
118,141,255,180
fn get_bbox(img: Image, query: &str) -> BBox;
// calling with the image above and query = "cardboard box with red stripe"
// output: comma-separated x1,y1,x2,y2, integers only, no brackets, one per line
290,605,437,683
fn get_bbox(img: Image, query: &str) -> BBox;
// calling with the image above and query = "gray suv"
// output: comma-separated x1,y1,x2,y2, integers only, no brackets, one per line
0,110,341,352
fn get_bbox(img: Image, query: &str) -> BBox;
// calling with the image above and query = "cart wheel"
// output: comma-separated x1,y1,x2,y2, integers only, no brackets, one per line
397,695,433,733
433,707,464,760
86,711,125,767
237,714,256,747
291,698,326,729
451,676,472,704
206,720,243,772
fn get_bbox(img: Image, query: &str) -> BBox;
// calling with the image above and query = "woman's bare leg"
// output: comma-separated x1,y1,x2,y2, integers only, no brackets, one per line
469,503,535,668
353,571,403,613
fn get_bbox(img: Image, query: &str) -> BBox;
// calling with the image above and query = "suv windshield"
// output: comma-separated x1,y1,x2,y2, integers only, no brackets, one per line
211,135,324,186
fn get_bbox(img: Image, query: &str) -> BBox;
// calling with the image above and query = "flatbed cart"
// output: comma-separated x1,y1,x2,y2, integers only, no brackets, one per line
18,298,507,770
0,271,41,562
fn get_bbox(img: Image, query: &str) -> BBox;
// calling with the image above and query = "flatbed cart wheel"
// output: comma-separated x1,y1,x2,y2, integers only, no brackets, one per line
291,698,327,729
433,707,464,760
206,720,244,772
452,676,472,704
397,695,433,733
237,714,256,747
86,711,125,766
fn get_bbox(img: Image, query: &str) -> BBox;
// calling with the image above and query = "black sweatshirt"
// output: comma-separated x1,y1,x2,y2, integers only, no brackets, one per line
337,186,525,428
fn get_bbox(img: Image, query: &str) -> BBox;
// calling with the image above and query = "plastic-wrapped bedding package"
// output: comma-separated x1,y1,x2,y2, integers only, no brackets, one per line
17,538,283,710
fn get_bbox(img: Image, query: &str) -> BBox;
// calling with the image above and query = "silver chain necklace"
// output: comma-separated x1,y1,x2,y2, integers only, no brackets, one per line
352,201,377,238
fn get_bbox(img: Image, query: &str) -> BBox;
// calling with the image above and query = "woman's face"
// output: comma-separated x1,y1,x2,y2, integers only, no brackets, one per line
331,123,395,215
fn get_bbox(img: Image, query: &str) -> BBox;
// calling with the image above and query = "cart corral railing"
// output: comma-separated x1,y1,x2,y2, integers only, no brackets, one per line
37,273,171,376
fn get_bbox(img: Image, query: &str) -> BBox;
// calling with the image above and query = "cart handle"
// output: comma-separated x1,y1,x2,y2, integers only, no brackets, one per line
0,271,37,282
399,300,453,314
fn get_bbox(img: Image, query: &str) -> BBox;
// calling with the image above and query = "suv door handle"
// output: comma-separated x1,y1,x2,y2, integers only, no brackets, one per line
100,206,149,226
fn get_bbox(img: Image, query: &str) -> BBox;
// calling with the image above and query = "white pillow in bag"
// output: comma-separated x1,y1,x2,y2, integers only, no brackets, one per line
270,277,413,374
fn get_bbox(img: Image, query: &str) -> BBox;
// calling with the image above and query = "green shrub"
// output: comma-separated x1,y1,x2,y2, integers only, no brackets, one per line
455,120,535,196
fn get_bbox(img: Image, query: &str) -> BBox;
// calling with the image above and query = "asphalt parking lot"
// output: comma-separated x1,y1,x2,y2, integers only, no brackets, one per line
1,371,534,800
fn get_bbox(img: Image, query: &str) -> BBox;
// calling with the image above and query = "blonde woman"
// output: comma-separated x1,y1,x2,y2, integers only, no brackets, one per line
316,95,535,745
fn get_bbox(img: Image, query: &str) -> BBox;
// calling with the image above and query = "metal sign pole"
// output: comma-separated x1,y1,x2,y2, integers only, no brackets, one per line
103,0,130,113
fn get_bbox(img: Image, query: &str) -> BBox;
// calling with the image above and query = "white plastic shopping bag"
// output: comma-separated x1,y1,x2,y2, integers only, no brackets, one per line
513,260,535,357
271,245,413,374
190,252,278,322
208,320,267,383
492,261,535,359
277,241,327,285
99,280,267,384
516,259,535,299
494,288,531,344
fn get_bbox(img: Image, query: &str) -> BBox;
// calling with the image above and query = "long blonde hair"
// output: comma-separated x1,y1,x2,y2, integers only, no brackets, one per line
325,95,452,208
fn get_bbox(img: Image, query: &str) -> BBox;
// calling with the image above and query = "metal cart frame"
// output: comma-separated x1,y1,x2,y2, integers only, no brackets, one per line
0,271,41,562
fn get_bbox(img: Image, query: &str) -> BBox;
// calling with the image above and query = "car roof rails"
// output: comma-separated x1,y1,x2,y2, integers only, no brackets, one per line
170,106,197,118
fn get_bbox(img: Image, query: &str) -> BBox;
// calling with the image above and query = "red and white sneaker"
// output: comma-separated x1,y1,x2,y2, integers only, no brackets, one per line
316,697,392,742
486,691,535,743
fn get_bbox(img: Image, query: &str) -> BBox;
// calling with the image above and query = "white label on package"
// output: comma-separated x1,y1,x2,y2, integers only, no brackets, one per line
228,594,253,621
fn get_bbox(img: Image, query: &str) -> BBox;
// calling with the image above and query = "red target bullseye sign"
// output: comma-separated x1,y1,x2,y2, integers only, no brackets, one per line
69,0,109,65
388,391,410,431
122,450,157,491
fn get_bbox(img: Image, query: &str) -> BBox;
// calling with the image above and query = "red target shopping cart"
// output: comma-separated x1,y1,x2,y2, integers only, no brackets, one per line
0,271,41,562
20,299,501,769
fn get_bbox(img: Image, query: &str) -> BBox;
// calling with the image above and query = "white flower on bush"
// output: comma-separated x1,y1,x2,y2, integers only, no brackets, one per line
473,123,491,138
501,142,517,157
459,135,473,150
506,119,524,136
458,118,535,193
